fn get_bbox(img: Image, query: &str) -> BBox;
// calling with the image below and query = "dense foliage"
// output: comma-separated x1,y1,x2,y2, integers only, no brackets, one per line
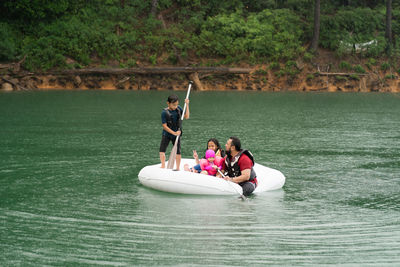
0,0,399,70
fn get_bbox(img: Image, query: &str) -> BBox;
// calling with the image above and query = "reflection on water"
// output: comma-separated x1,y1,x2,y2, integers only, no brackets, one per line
0,91,399,265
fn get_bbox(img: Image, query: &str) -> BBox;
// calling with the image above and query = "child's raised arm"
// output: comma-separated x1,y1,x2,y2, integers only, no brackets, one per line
183,99,190,119
193,150,199,164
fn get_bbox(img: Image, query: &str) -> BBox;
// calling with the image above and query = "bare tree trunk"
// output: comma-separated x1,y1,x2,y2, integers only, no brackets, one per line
309,0,320,52
151,0,159,17
116,0,125,35
189,72,204,91
385,0,392,48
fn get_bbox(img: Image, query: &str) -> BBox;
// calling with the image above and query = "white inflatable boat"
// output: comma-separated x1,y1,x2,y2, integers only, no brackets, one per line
138,158,285,195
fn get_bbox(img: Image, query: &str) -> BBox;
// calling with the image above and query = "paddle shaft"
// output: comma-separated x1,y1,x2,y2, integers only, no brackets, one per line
217,169,246,200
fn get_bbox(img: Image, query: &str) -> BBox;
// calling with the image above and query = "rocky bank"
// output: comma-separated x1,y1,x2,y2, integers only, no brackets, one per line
1,52,400,93
1,68,399,93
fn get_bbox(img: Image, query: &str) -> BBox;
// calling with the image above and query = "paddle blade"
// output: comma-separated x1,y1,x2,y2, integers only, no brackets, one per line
167,136,179,169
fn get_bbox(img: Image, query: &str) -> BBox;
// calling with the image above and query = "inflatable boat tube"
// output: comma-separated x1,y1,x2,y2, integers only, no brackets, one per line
138,158,285,195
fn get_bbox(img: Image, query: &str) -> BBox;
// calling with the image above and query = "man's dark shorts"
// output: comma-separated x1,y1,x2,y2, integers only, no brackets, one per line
159,135,181,154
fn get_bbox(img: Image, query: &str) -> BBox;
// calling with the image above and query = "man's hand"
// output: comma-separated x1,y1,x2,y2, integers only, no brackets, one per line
223,176,235,183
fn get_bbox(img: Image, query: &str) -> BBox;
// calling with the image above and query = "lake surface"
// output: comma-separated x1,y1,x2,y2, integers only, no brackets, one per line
1,90,399,266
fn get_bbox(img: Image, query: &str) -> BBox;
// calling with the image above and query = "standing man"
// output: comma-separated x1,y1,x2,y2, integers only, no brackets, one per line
159,94,190,170
219,136,257,196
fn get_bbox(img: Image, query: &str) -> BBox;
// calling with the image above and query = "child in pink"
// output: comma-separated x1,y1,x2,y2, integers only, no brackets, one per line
199,149,223,176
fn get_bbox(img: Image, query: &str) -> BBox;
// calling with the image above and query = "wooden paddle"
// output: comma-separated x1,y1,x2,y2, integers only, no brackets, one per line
167,81,193,169
217,169,247,201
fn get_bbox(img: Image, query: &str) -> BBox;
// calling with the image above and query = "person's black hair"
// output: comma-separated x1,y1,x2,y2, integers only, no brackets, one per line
207,138,221,152
229,136,241,151
167,94,179,103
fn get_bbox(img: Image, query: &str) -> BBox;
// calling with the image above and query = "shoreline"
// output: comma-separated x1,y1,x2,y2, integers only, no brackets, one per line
1,66,400,93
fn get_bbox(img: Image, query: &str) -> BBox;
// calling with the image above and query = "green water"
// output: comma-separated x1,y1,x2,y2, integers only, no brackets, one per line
1,91,399,266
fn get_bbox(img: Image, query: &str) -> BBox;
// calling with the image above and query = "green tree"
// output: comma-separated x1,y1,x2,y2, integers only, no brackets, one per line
0,0,84,23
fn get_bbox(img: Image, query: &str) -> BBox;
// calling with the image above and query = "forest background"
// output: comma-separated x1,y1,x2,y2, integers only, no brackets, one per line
1,0,400,92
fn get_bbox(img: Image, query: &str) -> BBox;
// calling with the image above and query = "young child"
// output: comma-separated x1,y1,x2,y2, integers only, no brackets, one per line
184,138,225,173
199,149,223,176
159,94,189,170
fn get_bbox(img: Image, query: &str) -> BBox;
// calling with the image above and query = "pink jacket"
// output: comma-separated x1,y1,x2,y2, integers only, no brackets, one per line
200,156,223,176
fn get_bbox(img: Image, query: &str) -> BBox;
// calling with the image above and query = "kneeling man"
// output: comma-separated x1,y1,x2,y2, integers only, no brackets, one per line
219,136,257,196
